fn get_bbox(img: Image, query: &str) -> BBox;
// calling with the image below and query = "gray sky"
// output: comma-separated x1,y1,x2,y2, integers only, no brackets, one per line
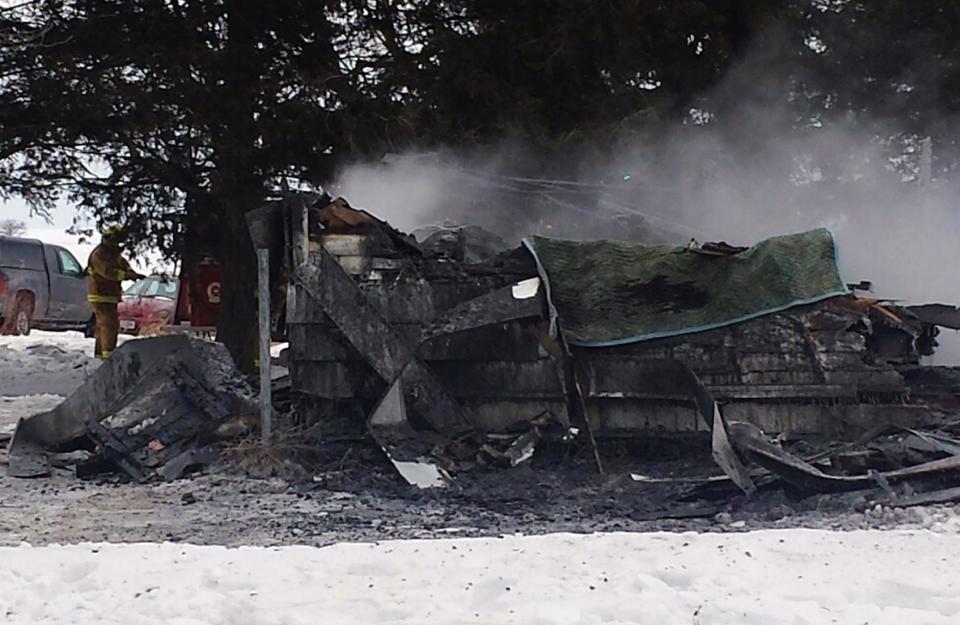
2,197,93,259
2,198,160,271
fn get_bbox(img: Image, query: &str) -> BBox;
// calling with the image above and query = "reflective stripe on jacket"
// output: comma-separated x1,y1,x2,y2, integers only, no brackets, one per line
86,243,135,303
87,293,120,304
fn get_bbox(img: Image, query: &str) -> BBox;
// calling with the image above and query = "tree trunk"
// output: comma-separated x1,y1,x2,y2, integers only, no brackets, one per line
213,0,264,374
216,199,259,373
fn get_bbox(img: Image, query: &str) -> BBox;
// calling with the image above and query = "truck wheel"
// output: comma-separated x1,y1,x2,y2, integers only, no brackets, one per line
12,294,33,336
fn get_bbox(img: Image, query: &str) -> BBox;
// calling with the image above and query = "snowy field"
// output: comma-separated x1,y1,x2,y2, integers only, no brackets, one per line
3,530,960,625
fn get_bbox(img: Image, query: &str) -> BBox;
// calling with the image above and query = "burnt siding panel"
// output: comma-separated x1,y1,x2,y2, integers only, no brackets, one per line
737,352,814,373
433,360,564,399
290,322,423,361
358,281,437,323
810,330,868,353
289,324,358,362
741,370,823,385
823,369,906,393
294,361,380,399
292,321,549,362
420,321,548,361
581,357,724,399
289,285,331,324
589,400,703,433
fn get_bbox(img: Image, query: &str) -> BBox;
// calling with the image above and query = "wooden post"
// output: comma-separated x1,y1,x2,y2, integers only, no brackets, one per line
257,247,272,442
290,195,309,269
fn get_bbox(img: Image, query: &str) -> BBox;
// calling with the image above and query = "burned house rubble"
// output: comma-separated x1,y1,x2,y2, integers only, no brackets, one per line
8,192,960,512
275,193,960,493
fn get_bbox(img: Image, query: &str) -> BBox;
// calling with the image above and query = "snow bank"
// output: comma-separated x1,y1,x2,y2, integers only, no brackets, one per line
0,331,135,396
0,330,100,355
0,331,100,396
2,530,959,625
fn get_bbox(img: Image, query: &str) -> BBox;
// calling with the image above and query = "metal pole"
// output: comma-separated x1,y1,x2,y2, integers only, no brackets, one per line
257,247,272,442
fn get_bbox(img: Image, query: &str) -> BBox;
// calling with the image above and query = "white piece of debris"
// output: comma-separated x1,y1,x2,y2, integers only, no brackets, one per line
367,379,448,488
511,276,541,300
391,458,449,488
512,442,536,465
630,473,728,484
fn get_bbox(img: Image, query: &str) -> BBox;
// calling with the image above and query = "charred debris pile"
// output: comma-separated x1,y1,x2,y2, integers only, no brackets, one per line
282,193,960,502
5,335,257,480
7,192,960,512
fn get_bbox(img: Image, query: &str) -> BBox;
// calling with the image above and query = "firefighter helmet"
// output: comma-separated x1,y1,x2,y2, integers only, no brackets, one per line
101,224,125,243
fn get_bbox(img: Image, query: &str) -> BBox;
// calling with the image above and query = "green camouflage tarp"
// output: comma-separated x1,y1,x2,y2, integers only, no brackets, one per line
524,228,848,347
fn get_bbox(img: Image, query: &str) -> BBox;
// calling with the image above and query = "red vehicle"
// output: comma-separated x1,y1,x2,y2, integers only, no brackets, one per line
118,275,179,335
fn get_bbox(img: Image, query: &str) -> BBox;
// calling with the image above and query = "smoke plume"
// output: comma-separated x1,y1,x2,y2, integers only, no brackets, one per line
330,53,960,363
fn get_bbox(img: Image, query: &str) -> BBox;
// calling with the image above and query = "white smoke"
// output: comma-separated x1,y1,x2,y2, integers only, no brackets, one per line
330,48,960,362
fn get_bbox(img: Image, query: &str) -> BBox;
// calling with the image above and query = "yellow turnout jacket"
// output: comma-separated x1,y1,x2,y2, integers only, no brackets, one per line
86,243,136,304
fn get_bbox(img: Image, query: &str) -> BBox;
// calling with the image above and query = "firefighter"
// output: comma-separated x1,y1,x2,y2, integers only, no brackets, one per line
86,225,144,359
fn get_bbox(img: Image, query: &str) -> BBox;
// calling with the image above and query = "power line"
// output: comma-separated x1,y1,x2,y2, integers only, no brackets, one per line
598,195,719,239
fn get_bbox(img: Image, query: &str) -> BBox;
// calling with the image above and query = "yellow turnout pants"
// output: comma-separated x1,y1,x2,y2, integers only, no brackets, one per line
91,302,119,359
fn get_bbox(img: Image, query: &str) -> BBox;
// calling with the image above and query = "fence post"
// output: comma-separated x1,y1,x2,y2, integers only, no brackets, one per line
257,247,272,442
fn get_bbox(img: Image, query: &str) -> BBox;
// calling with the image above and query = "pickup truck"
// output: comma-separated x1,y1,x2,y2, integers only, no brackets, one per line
0,235,92,335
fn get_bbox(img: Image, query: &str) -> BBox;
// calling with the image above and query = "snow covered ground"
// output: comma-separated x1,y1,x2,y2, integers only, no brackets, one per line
0,329,105,358
0,331,107,397
3,529,960,625
0,330,119,432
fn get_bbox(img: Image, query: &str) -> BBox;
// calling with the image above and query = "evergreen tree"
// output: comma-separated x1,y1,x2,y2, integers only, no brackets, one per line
0,0,389,370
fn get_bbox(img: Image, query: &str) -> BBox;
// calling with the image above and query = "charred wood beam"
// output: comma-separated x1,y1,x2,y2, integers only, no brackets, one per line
884,486,960,507
784,314,828,384
567,350,604,475
907,304,960,331
420,277,545,341
728,421,960,494
85,417,148,482
296,247,473,435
